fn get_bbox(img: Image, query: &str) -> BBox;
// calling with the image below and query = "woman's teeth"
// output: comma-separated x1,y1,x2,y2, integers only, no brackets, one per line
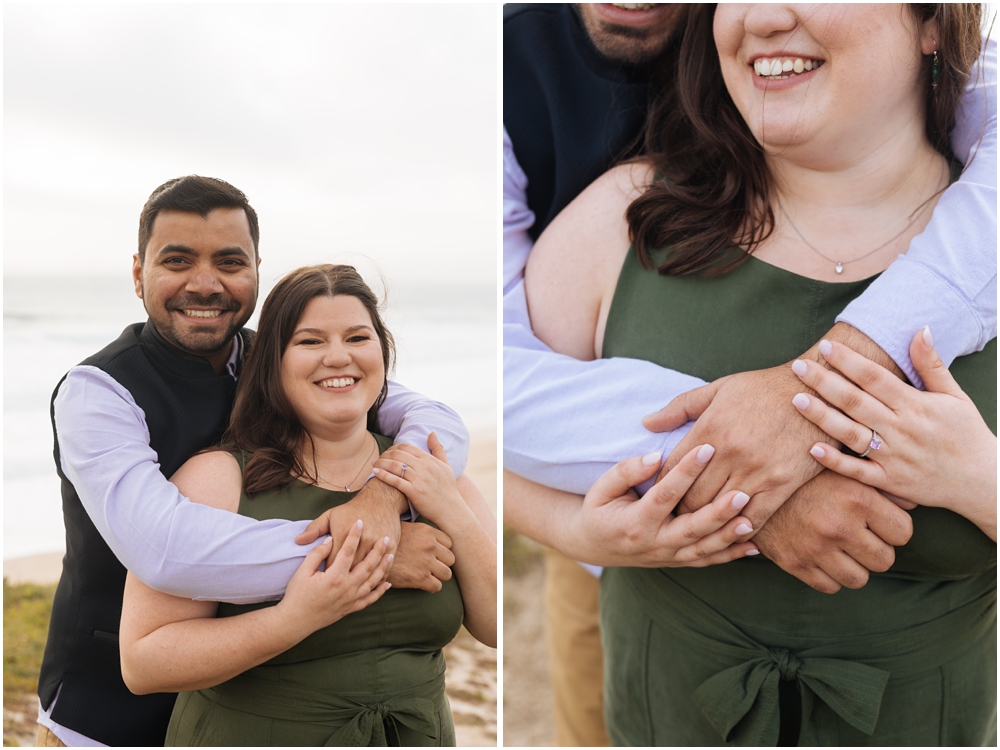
610,3,656,9
754,57,824,79
319,378,355,388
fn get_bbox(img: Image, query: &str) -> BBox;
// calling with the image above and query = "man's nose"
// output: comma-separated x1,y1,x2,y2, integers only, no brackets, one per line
184,266,225,296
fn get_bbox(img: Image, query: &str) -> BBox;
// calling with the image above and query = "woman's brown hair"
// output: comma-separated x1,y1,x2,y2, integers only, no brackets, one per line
627,4,983,277
226,264,396,495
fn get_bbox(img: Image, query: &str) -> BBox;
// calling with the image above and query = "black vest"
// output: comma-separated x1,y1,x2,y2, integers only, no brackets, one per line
503,3,659,239
38,321,253,747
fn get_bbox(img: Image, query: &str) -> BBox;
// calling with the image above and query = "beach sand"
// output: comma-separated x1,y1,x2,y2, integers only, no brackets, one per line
2,433,498,747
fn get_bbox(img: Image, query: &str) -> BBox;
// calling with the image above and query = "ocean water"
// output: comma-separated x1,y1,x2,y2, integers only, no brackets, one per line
3,274,497,559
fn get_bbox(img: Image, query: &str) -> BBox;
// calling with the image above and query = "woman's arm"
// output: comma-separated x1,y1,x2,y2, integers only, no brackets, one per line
525,161,654,360
119,451,392,694
790,328,997,540
373,435,498,648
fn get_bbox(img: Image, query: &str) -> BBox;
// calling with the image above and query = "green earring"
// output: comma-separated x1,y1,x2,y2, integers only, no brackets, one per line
931,49,939,89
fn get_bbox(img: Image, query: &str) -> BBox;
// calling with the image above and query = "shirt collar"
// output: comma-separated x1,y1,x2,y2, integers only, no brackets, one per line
226,334,241,380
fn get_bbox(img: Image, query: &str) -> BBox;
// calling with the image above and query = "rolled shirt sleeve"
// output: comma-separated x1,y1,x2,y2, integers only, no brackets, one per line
838,36,998,388
377,381,471,477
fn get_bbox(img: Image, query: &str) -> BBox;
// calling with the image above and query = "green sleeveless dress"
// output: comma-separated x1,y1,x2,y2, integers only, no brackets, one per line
601,251,997,746
165,434,465,746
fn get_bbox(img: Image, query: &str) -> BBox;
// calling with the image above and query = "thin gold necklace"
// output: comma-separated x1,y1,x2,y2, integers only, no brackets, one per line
777,162,946,275
778,199,933,275
314,433,378,492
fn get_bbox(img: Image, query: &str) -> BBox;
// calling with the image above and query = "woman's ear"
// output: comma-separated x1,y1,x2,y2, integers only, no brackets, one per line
919,16,941,55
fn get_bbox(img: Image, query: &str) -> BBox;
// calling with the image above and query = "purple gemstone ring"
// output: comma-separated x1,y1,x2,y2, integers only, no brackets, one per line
859,429,882,458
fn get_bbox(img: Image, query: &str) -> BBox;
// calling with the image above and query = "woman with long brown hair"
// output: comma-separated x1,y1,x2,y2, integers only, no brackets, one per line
118,264,496,745
525,4,994,745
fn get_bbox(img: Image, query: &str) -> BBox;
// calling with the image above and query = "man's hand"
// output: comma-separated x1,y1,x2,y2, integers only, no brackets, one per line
387,522,456,592
296,478,407,567
645,323,906,530
752,470,913,594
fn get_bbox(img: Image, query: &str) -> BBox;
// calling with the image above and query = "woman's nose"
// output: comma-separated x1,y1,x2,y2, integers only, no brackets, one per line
743,4,798,38
322,344,351,367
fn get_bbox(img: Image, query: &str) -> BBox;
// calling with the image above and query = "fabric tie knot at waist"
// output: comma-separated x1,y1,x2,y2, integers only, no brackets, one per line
768,647,802,681
693,647,889,746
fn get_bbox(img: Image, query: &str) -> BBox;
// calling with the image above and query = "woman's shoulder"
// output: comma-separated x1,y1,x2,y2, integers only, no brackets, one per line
532,161,656,268
169,449,243,512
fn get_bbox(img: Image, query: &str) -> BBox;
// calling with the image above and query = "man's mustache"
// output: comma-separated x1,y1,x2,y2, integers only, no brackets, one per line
166,294,240,311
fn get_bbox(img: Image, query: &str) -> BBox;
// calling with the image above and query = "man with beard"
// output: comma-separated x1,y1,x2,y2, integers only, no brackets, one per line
503,4,996,745
36,176,468,747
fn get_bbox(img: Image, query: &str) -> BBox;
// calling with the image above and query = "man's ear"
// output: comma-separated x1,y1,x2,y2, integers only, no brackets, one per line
132,254,143,299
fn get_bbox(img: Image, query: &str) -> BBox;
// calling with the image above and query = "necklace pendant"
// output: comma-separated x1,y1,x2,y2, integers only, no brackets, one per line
835,262,844,275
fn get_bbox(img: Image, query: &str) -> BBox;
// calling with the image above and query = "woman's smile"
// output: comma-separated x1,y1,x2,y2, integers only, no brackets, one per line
750,54,825,90
315,376,358,390
281,294,385,437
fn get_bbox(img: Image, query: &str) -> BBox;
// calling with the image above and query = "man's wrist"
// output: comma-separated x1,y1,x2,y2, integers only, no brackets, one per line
810,322,904,379
354,477,408,515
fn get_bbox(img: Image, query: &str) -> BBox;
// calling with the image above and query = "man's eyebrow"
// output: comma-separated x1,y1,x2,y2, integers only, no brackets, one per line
154,245,252,259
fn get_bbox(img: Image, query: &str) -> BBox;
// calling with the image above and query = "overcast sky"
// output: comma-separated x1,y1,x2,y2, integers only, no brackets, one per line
4,4,498,288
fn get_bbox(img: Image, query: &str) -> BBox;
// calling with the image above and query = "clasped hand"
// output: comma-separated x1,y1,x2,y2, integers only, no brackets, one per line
295,458,455,593
560,444,758,568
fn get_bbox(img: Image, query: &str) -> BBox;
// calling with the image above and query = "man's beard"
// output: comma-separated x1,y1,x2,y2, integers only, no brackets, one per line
149,292,250,355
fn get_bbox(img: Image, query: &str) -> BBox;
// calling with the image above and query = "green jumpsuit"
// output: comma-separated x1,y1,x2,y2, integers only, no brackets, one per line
601,250,997,746
166,434,465,746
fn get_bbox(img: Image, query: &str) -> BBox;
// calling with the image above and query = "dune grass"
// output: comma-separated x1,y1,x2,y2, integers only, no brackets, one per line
4,579,56,746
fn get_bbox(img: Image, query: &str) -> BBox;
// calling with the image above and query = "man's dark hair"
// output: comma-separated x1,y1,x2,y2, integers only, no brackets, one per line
137,175,260,262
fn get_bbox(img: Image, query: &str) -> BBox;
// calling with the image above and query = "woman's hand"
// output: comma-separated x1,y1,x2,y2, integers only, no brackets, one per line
372,432,469,530
278,520,394,635
577,443,759,567
790,328,997,539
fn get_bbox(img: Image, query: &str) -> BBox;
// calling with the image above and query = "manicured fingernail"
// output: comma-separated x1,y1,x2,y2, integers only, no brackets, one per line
387,554,395,563
792,393,810,410
372,467,380,474
745,549,760,556
386,583,392,589
356,519,363,529
735,523,753,535
791,359,807,376
696,444,715,464
922,325,933,349
384,536,390,546
642,451,662,466
731,492,750,510
818,340,832,357
810,445,826,459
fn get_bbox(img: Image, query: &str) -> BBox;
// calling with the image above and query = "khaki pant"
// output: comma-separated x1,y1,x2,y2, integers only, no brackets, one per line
35,725,67,747
543,547,609,746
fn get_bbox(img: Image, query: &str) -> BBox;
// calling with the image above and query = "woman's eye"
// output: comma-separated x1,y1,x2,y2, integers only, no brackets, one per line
348,335,371,343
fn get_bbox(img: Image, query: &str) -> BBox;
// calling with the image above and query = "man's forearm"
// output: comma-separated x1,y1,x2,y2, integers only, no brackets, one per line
503,284,700,496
